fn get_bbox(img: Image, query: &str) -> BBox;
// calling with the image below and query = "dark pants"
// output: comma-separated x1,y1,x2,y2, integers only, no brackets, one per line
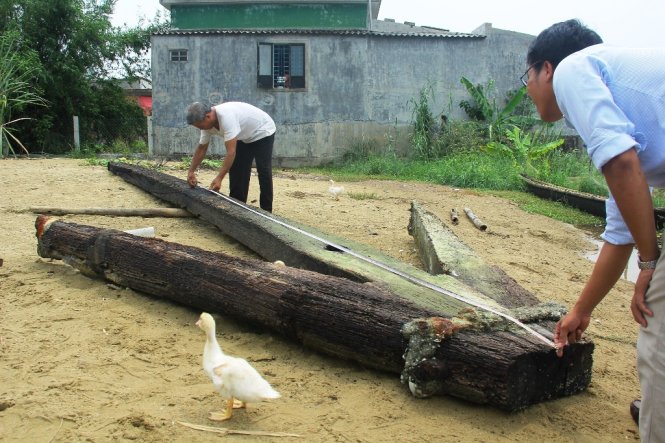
228,133,274,212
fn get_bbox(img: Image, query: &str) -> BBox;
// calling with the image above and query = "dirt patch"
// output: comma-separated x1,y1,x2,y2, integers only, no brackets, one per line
0,158,640,442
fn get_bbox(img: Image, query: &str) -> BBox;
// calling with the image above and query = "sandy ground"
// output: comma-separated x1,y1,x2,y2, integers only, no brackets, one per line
0,158,642,442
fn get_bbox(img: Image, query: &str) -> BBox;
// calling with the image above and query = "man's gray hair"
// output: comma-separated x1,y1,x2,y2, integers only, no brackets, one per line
186,102,208,124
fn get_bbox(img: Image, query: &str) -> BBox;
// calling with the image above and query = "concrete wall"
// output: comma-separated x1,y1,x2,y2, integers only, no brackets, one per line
151,24,535,165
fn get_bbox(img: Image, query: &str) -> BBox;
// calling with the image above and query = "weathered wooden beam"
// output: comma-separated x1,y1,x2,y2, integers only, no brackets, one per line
106,162,510,316
35,216,594,411
408,201,539,308
25,206,193,217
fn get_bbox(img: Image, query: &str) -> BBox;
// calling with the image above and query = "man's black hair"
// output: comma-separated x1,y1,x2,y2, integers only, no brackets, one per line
527,19,603,69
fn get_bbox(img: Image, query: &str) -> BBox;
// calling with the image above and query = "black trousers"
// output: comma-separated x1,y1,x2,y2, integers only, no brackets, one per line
228,133,274,212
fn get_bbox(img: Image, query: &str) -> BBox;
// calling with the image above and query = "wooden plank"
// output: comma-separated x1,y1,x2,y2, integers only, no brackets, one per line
35,216,594,411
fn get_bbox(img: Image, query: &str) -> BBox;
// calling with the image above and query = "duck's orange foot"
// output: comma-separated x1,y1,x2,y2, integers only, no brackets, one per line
208,409,233,421
232,399,246,409
208,398,235,421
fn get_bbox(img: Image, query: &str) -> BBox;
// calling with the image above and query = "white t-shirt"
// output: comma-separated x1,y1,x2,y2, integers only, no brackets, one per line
199,102,276,145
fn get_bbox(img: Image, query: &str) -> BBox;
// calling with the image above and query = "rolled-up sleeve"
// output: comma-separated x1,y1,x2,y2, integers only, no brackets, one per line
198,130,211,145
554,53,641,170
601,193,634,245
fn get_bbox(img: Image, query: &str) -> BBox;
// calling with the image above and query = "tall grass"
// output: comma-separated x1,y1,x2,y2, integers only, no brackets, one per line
422,152,522,189
535,149,609,195
0,32,47,156
409,84,437,160
309,148,605,226
70,139,149,158
324,149,523,190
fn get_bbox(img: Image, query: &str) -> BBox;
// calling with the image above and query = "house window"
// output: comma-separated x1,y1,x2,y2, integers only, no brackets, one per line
257,43,305,89
170,49,188,62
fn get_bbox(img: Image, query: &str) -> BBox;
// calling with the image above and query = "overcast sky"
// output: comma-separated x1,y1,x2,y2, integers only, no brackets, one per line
112,0,665,47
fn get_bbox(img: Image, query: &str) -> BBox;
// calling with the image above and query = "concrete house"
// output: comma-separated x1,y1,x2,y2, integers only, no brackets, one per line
152,0,534,165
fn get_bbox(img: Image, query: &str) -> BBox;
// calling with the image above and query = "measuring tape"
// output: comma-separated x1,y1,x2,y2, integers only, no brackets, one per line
204,187,556,349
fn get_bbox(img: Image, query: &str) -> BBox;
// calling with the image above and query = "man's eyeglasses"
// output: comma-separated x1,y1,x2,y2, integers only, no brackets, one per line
520,61,542,87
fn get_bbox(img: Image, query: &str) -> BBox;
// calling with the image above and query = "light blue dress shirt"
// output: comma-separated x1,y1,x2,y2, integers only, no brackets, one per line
554,44,665,245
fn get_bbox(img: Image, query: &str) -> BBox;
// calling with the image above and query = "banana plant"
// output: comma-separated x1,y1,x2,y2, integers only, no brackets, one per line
486,125,564,176
459,77,536,141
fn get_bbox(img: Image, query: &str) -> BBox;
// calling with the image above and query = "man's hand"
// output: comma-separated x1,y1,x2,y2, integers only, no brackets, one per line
631,268,655,327
554,309,591,357
187,170,198,188
209,174,223,192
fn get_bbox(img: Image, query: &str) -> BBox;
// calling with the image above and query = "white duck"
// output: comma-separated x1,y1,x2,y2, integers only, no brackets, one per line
195,312,280,421
328,179,344,200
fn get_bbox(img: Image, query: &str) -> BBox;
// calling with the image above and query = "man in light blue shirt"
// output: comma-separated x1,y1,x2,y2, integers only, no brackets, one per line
523,19,665,442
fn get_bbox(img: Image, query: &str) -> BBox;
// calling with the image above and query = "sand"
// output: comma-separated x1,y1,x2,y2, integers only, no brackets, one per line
0,158,641,442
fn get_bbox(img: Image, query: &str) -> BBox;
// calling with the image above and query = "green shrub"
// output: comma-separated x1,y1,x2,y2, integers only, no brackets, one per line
436,120,486,155
341,137,383,163
578,175,608,196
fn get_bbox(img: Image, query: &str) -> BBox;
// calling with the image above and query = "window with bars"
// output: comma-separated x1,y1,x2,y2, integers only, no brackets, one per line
257,43,305,89
170,49,188,62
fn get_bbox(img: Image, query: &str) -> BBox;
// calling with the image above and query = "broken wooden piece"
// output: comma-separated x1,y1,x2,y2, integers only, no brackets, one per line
26,206,193,217
450,208,459,225
35,216,594,411
408,201,538,308
464,207,487,231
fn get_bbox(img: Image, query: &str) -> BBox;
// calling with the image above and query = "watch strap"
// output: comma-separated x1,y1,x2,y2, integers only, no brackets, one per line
638,255,659,270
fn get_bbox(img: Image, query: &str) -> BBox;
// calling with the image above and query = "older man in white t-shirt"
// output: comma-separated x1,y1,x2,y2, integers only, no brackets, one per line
186,101,276,212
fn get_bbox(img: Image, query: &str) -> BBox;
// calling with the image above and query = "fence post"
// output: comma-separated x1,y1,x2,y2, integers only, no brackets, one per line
73,116,80,152
147,115,154,156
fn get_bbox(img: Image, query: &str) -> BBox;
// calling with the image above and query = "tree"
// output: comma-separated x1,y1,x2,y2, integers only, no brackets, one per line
0,0,169,153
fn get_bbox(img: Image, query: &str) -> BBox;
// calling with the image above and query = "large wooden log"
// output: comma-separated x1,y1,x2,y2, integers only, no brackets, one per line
105,162,529,314
35,216,593,411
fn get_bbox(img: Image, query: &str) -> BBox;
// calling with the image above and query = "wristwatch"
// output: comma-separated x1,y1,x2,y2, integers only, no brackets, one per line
637,255,659,270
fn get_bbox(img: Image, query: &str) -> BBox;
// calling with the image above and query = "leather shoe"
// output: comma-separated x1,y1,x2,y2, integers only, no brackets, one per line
630,399,641,424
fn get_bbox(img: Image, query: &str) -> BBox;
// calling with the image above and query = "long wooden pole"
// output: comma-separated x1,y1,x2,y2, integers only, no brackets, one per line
26,207,193,217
